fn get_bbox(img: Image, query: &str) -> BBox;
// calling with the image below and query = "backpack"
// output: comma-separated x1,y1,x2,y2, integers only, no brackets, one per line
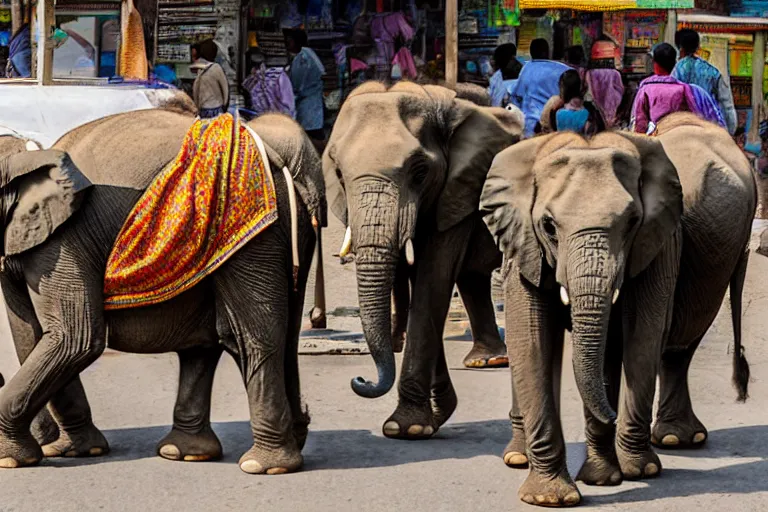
242,64,296,118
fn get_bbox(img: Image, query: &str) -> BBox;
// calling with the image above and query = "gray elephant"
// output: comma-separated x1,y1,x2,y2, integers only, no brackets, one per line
0,108,325,474
480,113,754,506
323,81,523,438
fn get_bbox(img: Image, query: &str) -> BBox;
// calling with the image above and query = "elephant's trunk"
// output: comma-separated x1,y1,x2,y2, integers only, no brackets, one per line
567,231,619,425
353,252,398,397
349,179,401,398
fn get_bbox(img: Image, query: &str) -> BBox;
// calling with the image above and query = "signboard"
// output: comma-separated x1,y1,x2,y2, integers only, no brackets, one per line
519,0,693,7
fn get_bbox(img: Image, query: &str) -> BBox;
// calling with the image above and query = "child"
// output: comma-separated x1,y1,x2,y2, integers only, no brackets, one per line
541,69,604,136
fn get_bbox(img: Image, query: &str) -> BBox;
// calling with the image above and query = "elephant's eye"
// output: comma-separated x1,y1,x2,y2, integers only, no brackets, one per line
542,215,557,240
412,164,428,185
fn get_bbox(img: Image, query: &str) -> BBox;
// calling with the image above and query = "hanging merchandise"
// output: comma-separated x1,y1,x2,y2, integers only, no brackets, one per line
698,34,729,79
624,11,665,50
119,0,149,80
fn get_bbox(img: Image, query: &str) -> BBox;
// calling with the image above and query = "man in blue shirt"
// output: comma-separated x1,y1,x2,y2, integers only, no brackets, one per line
672,29,737,135
509,39,570,137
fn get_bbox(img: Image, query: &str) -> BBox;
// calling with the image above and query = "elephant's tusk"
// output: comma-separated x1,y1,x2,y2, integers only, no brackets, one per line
405,239,414,266
612,288,620,305
25,140,39,151
339,226,352,257
560,286,570,306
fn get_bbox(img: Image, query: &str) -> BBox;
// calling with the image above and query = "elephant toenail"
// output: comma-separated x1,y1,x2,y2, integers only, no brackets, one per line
423,426,434,436
159,444,181,460
564,491,581,505
661,434,679,446
240,459,264,474
89,447,104,456
693,432,706,444
383,421,400,436
504,452,528,467
41,445,61,457
64,450,77,457
610,471,622,484
266,467,289,475
407,425,424,436
0,457,19,468
183,454,210,462
645,463,659,476
520,494,535,504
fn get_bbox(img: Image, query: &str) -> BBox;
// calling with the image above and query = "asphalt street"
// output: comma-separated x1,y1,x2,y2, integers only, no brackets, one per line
1,216,768,511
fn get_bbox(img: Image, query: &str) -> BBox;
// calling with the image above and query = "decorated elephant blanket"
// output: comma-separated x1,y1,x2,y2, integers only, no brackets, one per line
103,113,277,309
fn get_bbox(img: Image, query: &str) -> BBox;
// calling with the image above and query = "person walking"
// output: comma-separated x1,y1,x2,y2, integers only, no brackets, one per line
509,39,570,137
285,28,326,141
488,43,523,108
631,43,723,135
673,28,737,135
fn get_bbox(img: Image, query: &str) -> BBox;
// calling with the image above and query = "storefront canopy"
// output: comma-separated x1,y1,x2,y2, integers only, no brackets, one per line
517,0,693,10
678,13,768,33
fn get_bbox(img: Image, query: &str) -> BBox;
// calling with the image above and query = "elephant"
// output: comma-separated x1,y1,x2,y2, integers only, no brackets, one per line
323,81,523,438
479,113,755,506
0,108,325,474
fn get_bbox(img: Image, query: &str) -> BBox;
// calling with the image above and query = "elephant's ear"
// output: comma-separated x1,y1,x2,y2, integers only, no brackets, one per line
617,132,683,277
0,149,92,255
480,135,553,287
322,143,347,225
435,99,523,232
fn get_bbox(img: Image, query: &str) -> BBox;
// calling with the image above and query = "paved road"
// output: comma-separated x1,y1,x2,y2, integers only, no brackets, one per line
1,219,768,511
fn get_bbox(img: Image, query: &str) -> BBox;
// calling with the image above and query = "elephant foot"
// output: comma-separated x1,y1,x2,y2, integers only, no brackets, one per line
0,431,43,468
462,341,508,369
42,423,109,458
576,450,622,486
157,425,222,462
238,443,303,475
617,446,662,481
518,470,581,507
383,401,438,440
652,415,707,449
31,408,60,447
503,434,529,468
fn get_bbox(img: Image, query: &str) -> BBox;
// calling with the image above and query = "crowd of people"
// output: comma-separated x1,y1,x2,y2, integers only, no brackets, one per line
488,29,742,142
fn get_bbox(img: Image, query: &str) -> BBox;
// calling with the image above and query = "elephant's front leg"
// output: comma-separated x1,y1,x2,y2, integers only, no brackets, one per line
576,311,623,486
506,270,578,507
616,236,680,480
157,345,224,462
382,219,477,440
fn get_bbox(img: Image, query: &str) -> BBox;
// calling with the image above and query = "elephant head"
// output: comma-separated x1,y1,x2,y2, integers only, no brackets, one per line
0,140,91,256
323,82,523,398
480,131,682,424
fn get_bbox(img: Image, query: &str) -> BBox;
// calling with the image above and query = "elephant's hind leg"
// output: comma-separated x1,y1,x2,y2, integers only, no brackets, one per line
157,345,224,462
214,243,302,475
457,225,507,369
652,336,707,449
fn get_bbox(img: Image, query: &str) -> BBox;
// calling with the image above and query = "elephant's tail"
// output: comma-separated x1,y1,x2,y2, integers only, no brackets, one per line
730,246,750,402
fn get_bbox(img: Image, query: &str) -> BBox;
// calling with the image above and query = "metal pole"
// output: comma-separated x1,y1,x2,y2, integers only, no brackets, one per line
664,9,677,46
445,0,458,88
310,224,327,329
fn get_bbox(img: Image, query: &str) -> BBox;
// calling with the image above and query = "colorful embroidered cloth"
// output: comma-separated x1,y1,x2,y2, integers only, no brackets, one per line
103,113,277,309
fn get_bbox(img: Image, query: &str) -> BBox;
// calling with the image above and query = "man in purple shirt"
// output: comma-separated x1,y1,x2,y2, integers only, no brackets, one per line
509,39,570,137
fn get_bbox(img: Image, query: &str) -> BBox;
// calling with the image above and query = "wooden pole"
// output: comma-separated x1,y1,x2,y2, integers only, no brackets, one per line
36,0,53,85
10,0,21,36
445,0,458,88
664,9,677,46
750,31,765,146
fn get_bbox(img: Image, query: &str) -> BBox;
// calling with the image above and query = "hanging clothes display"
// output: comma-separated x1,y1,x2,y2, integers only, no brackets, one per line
119,0,148,80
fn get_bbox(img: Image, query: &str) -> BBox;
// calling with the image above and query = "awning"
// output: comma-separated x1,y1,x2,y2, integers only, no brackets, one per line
678,13,768,33
518,0,693,10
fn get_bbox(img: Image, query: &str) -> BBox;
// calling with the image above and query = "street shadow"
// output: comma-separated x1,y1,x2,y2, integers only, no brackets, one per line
583,425,768,506
40,418,512,470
